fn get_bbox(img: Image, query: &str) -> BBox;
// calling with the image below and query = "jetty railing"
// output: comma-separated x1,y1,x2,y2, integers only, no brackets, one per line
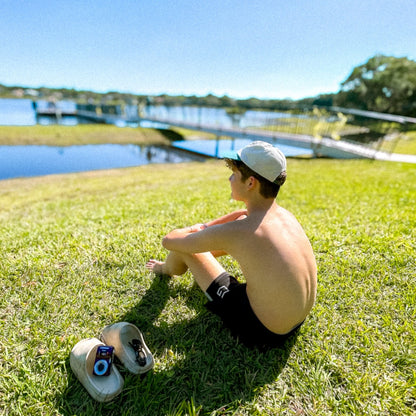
33,100,416,161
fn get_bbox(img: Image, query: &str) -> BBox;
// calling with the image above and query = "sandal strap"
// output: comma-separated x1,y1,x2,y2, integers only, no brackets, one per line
129,339,147,366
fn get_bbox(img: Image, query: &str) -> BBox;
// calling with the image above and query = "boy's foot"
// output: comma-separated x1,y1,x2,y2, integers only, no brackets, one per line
145,259,165,276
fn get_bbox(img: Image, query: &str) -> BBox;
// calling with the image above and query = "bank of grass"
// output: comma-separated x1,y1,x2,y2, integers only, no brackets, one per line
0,158,415,415
0,125,184,146
380,130,416,155
2,124,416,155
259,121,416,156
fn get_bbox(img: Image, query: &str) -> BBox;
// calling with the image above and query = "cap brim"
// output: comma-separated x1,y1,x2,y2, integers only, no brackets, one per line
220,150,241,160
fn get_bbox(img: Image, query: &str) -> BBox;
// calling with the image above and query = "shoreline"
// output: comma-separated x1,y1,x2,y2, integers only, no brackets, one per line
0,124,184,146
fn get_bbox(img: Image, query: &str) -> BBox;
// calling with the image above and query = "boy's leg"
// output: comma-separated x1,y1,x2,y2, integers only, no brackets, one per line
146,251,226,292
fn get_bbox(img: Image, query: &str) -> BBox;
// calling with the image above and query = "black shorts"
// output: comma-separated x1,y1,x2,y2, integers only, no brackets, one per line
205,272,303,350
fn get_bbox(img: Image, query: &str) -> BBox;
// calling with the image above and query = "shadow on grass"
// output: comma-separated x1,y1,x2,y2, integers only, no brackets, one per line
58,276,298,415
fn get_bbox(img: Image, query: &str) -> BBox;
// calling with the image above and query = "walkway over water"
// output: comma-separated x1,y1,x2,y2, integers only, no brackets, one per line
141,115,416,163
35,102,416,163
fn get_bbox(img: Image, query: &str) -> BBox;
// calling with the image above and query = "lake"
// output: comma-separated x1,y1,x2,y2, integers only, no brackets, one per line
0,98,303,128
0,144,206,180
0,139,312,180
0,99,313,180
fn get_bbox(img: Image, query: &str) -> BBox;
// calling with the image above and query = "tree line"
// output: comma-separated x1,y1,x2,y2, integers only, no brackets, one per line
1,55,415,117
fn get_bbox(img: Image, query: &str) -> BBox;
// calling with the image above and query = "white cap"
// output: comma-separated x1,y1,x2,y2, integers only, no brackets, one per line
227,141,286,183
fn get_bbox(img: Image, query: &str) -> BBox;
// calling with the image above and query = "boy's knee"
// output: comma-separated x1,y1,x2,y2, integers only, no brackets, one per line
182,252,203,263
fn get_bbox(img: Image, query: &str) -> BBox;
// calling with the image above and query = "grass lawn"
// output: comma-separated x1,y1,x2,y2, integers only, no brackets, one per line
1,123,415,157
0,125,183,146
0,157,415,415
382,131,416,155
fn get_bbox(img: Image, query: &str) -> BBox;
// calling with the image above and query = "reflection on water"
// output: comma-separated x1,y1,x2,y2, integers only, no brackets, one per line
0,99,314,181
0,144,204,180
0,99,304,129
0,139,313,180
143,105,297,129
173,138,313,158
0,139,312,179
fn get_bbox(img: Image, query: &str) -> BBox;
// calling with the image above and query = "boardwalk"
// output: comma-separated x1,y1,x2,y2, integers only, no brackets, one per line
141,116,416,163
34,101,416,163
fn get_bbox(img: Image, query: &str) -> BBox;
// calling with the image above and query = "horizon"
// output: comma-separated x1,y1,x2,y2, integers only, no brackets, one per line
1,1,416,100
1,80,338,101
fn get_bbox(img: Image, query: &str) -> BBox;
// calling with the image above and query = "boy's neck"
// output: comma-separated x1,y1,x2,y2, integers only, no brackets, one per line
245,197,276,216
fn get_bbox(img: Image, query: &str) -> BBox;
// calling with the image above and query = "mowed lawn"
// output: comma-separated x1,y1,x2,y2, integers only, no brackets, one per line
0,158,415,415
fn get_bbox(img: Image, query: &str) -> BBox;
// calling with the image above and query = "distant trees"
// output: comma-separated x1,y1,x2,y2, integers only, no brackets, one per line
2,54,416,117
335,55,416,117
148,56,416,117
150,94,300,111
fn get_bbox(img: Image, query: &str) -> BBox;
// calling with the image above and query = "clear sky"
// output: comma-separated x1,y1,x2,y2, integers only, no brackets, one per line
1,0,416,100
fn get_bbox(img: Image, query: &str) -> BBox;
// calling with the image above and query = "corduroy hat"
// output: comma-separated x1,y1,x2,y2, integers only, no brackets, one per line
226,141,286,184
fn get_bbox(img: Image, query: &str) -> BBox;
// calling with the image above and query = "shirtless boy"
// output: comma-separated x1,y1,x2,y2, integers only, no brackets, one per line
146,141,317,349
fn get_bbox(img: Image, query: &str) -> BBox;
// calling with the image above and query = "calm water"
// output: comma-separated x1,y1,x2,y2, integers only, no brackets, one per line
0,98,300,128
0,99,312,180
0,139,312,180
0,144,205,180
143,104,302,129
173,138,312,158
0,99,37,125
0,98,82,126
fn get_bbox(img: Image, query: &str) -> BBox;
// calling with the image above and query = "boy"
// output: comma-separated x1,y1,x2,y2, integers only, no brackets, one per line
146,141,317,349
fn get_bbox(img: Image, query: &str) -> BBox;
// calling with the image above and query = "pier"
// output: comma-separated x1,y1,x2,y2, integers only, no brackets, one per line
34,102,140,124
140,115,416,163
34,101,416,163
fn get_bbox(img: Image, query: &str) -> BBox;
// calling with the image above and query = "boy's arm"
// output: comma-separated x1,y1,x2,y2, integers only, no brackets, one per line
204,209,247,227
162,218,243,254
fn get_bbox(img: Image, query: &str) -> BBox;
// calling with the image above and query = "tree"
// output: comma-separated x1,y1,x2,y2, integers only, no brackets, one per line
335,55,416,116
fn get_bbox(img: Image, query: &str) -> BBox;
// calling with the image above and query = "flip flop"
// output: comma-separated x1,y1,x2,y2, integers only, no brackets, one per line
70,338,124,402
101,322,154,375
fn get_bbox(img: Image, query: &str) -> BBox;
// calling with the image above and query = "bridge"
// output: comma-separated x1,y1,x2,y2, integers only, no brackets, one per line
34,101,416,163
139,114,416,163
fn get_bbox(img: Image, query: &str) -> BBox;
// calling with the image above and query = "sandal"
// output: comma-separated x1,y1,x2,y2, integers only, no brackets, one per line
70,338,123,402
101,322,154,374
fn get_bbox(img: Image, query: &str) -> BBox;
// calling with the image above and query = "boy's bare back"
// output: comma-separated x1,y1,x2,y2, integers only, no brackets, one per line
222,203,317,334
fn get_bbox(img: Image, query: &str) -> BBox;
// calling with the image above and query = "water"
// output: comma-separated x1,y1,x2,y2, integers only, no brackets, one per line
173,139,312,158
142,105,297,129
0,99,312,180
0,98,299,128
0,144,204,180
0,98,92,126
0,98,37,125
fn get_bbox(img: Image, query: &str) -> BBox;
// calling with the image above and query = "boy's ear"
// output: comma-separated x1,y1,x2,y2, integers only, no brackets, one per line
247,176,257,189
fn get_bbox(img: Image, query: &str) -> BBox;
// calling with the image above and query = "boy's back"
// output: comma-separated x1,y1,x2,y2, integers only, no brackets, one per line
223,203,317,334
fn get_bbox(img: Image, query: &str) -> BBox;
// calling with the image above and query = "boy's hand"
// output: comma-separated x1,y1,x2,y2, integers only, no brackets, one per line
189,223,208,233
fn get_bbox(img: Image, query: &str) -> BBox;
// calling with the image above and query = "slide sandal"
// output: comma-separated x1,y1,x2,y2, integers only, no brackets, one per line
70,338,124,402
101,322,154,375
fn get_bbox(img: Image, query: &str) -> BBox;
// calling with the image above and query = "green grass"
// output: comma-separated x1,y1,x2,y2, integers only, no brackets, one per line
0,158,415,415
0,125,183,146
257,117,360,139
257,118,416,156
379,131,416,155
2,123,415,155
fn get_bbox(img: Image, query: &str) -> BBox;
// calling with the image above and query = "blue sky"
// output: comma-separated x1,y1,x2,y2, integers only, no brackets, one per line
1,0,416,100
